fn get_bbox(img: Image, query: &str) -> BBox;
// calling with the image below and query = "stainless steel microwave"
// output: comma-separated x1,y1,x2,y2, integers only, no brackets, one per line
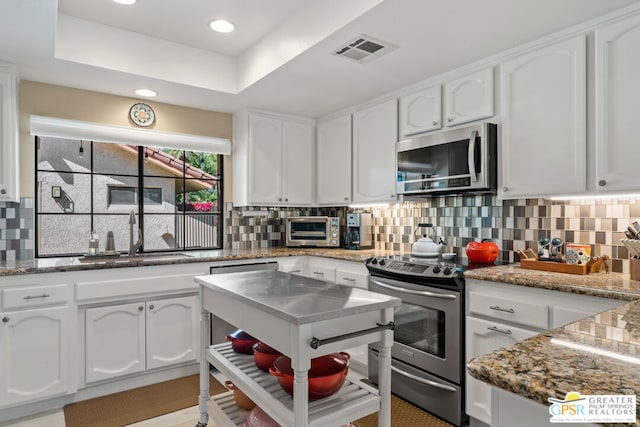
286,216,340,247
396,122,497,196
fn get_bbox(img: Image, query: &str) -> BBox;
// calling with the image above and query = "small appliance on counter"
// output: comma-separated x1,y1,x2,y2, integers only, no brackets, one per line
344,212,372,250
412,223,445,257
285,216,340,247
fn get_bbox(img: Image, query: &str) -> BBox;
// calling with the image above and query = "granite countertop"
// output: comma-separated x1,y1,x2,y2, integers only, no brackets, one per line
465,264,640,426
0,247,392,277
196,269,401,325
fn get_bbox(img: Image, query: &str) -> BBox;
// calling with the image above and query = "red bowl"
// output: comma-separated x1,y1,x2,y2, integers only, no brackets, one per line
269,352,350,400
253,342,282,372
244,406,280,427
226,329,258,354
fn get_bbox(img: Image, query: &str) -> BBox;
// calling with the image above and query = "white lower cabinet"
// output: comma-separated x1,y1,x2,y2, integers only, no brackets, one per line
0,306,73,407
85,295,198,383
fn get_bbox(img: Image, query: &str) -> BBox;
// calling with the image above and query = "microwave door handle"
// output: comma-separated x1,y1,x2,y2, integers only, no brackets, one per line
467,130,478,183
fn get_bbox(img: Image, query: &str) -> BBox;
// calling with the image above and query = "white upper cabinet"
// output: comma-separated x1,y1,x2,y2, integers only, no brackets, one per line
499,36,586,199
398,85,442,138
444,67,494,127
352,99,398,204
0,64,18,203
595,13,640,193
233,111,314,206
316,114,352,205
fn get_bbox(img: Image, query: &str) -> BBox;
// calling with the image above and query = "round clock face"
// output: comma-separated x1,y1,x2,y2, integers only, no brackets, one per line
129,103,156,127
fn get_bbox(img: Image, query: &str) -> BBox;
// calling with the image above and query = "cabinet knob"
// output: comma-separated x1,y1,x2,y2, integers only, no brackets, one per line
278,197,282,202
138,306,144,311
598,179,607,187
0,189,6,195
447,117,453,123
344,197,349,201
2,317,9,323
284,198,288,202
502,186,509,192
432,120,439,126
149,304,155,310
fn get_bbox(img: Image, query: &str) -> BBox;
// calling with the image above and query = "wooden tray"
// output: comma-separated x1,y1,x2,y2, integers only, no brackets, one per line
520,258,593,275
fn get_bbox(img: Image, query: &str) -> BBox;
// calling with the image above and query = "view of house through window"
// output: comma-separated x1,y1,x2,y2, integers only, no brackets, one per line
35,136,223,256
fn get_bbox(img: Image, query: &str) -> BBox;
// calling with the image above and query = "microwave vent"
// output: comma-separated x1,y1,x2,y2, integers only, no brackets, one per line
332,35,397,64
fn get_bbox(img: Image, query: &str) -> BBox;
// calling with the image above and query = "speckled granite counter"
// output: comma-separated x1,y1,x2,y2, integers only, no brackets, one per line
465,264,640,426
0,247,392,277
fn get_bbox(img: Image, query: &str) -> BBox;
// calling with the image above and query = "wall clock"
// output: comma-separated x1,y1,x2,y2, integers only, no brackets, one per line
129,103,156,127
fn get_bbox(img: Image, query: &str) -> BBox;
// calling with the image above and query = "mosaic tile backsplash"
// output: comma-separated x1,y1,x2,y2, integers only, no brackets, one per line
0,198,34,261
225,195,640,274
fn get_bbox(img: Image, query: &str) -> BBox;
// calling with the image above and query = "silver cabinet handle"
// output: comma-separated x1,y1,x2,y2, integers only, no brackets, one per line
598,179,607,187
289,269,302,273
467,130,479,183
489,305,515,313
138,306,144,311
149,304,155,310
432,120,439,126
343,277,356,282
371,279,456,299
502,187,509,192
23,294,51,300
487,326,512,335
447,116,454,122
2,317,9,323
312,271,325,275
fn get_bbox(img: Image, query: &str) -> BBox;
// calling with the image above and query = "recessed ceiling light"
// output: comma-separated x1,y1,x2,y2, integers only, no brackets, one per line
112,0,136,4
209,19,235,33
134,88,157,97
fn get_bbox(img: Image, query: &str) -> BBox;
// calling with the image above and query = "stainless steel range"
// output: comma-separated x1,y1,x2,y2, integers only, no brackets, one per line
365,255,466,426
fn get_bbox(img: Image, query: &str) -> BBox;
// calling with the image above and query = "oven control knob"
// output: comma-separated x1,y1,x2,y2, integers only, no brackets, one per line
371,258,378,264
443,267,452,275
432,265,441,273
379,259,386,266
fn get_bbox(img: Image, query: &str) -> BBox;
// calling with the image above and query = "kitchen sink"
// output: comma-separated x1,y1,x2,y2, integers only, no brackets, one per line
78,253,193,263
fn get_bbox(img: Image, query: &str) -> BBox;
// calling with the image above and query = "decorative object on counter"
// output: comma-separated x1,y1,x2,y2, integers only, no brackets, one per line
224,380,257,411
520,257,595,274
105,231,116,255
245,406,281,427
269,352,350,399
411,223,444,257
129,102,155,127
630,258,640,281
589,255,610,274
465,239,499,263
226,329,258,354
252,341,282,372
550,237,564,258
538,237,550,258
441,252,456,261
88,230,99,255
565,243,591,265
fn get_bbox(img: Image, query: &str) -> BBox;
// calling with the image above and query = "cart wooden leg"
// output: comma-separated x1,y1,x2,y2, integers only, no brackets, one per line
378,307,394,427
293,368,309,427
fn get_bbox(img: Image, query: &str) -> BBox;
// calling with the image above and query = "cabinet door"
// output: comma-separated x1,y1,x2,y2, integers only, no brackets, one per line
500,36,586,198
466,316,539,425
595,14,640,193
316,115,352,205
85,302,146,383
248,114,282,204
146,296,199,370
282,121,313,205
444,68,493,127
352,99,398,203
0,66,18,202
0,306,72,406
398,85,442,138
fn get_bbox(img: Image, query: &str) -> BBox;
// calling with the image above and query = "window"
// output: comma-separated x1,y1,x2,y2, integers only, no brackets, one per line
35,137,223,256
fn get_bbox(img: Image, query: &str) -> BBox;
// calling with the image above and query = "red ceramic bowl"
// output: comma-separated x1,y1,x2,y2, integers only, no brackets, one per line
226,329,258,354
253,341,282,372
269,352,350,400
244,406,280,427
465,239,499,264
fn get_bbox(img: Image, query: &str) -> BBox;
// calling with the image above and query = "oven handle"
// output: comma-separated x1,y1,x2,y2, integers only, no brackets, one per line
468,129,478,183
370,278,457,300
391,364,457,392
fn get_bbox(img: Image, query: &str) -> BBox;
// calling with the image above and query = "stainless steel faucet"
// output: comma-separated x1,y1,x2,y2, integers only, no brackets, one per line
128,210,143,256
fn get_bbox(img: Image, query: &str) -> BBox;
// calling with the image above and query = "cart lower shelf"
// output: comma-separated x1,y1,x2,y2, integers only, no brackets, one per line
206,342,380,427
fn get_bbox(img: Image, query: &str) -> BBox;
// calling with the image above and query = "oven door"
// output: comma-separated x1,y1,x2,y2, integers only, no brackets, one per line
369,275,461,384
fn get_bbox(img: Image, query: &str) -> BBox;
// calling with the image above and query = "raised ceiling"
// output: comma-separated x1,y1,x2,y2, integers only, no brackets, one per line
1,0,639,118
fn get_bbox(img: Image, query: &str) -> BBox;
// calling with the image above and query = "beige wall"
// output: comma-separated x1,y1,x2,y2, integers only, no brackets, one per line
19,80,233,198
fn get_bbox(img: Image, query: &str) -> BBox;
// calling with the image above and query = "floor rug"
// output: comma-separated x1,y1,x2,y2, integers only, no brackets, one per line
353,395,453,427
64,374,227,427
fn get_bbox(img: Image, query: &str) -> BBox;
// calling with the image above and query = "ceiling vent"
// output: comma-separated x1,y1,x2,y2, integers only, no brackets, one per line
332,34,397,64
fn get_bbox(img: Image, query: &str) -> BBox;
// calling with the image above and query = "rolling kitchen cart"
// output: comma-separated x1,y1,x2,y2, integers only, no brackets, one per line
195,270,400,427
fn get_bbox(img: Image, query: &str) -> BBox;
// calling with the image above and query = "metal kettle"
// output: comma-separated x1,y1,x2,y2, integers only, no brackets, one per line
412,223,445,257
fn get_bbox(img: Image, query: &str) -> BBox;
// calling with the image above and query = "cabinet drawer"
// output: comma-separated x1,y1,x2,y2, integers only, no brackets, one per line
469,291,548,329
335,269,368,289
2,284,69,310
306,265,336,283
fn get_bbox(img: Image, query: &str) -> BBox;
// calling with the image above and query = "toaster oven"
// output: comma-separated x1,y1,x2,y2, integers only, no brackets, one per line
285,217,340,247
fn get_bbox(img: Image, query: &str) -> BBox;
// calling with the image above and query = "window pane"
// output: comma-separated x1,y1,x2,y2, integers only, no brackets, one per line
142,187,162,205
142,176,180,213
182,212,220,249
94,175,139,213
143,214,181,251
143,147,184,178
37,171,91,213
93,142,139,175
37,137,91,173
180,184,219,213
38,214,91,255
109,187,136,205
93,214,136,253
186,151,219,177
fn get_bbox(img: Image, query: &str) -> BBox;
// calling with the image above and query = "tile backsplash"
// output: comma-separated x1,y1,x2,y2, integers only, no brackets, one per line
225,195,640,273
0,198,34,261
